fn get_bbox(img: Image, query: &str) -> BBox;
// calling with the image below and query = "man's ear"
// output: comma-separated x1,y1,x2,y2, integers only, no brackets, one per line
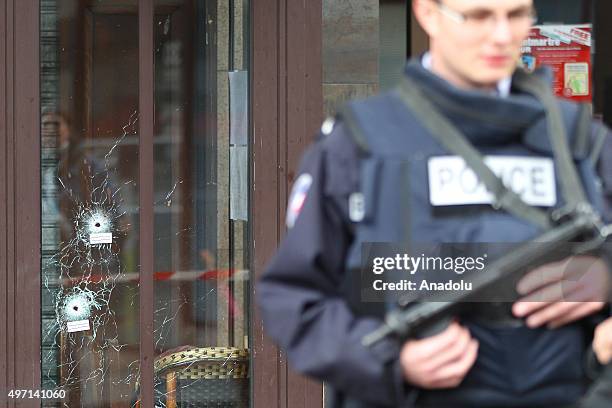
413,0,440,38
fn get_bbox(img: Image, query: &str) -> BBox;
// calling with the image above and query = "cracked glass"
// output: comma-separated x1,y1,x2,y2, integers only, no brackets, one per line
150,0,250,406
40,0,250,406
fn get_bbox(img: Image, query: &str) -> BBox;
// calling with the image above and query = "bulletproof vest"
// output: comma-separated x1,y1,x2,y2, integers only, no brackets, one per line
338,61,604,407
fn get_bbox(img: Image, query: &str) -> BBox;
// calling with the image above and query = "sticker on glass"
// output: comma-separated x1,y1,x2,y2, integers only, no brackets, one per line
90,232,113,245
66,319,90,333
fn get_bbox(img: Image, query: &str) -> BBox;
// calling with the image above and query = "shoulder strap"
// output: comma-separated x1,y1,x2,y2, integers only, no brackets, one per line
397,76,552,229
512,70,590,216
590,124,609,166
572,103,593,159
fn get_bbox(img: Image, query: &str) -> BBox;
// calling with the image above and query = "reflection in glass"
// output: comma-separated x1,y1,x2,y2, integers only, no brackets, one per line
41,1,140,406
151,0,250,406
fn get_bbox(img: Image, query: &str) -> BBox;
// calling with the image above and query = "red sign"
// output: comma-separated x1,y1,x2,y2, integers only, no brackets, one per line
521,25,592,102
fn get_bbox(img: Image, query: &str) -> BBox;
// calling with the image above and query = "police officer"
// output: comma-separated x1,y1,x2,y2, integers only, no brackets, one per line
257,0,612,406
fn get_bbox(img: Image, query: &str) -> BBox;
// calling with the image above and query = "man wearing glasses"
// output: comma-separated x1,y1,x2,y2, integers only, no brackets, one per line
258,0,612,407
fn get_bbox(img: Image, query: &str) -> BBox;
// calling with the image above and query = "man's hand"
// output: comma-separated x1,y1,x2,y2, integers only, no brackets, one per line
594,317,612,365
512,255,609,329
400,321,478,389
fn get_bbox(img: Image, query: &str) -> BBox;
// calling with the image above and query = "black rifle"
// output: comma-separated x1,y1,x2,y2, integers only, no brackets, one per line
362,205,612,347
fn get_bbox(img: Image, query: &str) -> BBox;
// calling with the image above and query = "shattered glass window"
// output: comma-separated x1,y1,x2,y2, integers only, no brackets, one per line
40,0,250,406
41,1,140,406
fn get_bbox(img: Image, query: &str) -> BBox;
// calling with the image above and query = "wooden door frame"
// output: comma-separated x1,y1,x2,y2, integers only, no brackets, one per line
1,1,41,407
250,0,324,407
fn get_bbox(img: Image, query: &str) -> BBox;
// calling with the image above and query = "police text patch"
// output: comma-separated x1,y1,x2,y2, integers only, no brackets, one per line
428,155,556,207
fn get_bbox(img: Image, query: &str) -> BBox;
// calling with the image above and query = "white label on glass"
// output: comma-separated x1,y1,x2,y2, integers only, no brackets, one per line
90,232,113,245
67,319,90,333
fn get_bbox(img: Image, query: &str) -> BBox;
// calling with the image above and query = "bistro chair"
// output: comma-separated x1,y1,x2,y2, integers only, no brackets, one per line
135,346,249,408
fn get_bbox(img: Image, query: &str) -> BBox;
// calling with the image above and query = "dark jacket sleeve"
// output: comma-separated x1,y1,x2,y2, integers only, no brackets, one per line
256,125,417,406
595,123,612,223
592,122,612,307
581,365,612,408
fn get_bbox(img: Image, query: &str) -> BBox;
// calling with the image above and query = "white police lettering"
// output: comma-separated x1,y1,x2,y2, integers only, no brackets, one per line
286,173,313,228
428,156,556,207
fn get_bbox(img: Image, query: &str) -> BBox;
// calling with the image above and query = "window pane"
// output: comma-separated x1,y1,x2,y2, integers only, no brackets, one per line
152,0,250,406
41,0,140,406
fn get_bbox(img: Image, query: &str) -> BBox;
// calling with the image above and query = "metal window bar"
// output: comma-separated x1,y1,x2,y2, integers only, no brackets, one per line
138,0,155,406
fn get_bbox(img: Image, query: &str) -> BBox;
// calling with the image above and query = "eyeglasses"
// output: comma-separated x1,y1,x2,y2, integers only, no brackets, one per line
434,1,538,32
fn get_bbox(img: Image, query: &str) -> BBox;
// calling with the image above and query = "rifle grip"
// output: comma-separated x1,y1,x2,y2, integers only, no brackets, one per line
413,316,453,339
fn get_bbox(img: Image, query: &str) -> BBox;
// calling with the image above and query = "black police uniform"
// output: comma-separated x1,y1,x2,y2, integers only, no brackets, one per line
257,58,612,407
580,135,612,408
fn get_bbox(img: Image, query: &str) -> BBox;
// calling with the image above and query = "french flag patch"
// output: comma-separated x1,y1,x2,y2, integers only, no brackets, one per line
286,173,313,228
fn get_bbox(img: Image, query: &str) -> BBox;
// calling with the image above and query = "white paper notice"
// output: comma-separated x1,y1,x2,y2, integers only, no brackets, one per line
67,319,90,333
89,232,113,245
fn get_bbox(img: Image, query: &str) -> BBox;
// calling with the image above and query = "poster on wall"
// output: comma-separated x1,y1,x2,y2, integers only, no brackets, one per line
520,25,592,102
